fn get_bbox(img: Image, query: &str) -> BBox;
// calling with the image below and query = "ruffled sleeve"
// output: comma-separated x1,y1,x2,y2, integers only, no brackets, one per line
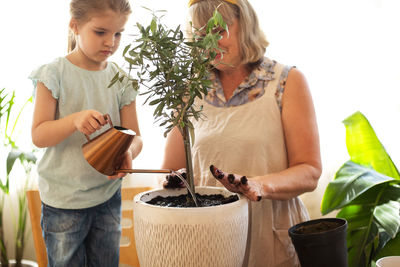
29,60,61,99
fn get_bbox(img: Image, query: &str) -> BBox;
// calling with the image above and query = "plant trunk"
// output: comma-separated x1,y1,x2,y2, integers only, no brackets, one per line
182,124,196,198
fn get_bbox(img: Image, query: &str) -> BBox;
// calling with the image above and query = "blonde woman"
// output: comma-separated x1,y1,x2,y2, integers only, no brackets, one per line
162,0,322,266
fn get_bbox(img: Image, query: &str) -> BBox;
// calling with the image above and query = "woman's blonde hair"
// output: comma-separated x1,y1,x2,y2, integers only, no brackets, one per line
189,0,269,66
68,0,132,52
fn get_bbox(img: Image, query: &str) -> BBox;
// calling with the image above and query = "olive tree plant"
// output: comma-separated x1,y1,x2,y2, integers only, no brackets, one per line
111,8,226,198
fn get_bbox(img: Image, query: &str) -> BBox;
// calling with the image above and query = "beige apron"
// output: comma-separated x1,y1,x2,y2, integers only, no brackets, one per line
191,62,309,267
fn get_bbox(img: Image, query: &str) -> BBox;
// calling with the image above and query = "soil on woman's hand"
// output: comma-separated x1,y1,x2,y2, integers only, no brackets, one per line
146,193,239,207
295,221,342,234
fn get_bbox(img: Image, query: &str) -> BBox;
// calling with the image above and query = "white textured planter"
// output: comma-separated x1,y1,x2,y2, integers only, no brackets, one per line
133,186,249,267
6,260,38,267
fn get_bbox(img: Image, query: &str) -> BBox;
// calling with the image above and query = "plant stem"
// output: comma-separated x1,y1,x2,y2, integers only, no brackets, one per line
15,187,28,267
0,194,8,267
182,123,195,198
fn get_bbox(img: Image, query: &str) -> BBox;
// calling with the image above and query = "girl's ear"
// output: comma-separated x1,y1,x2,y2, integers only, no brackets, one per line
69,18,78,35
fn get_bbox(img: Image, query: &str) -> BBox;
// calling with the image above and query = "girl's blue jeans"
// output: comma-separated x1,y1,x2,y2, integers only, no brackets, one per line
41,188,122,267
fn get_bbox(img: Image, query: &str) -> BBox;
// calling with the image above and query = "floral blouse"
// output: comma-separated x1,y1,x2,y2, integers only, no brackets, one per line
204,57,293,111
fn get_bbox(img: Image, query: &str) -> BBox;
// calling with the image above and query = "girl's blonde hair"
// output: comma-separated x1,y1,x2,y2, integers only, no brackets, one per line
189,0,268,67
68,0,132,52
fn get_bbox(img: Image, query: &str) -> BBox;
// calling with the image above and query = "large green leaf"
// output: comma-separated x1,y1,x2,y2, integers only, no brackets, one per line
337,204,372,231
346,223,378,267
374,232,400,260
336,202,400,248
374,200,400,238
343,111,400,179
349,183,400,206
321,161,395,214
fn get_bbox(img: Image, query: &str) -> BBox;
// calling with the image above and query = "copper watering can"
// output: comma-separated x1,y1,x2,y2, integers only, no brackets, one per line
82,114,172,176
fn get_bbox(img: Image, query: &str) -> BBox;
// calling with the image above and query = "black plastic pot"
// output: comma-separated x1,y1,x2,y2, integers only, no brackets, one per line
288,218,348,267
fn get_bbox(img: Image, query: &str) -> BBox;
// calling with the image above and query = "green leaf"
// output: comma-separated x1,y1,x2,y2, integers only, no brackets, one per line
214,11,224,27
381,184,400,202
375,231,394,256
153,102,165,117
6,149,36,176
348,183,400,206
122,44,131,56
343,111,400,179
337,205,372,231
373,200,400,238
0,180,9,194
321,161,395,214
347,222,378,267
337,204,391,265
4,91,15,136
108,72,120,88
374,232,400,259
150,17,157,34
149,98,162,106
124,56,136,66
7,148,23,176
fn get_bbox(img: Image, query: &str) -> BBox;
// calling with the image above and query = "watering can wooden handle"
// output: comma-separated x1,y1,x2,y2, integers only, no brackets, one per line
84,113,113,141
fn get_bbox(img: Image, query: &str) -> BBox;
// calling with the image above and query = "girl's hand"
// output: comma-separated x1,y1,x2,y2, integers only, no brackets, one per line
108,150,133,180
209,165,262,202
74,110,107,136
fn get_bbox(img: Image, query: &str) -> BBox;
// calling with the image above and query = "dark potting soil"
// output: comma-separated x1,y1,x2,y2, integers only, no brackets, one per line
146,193,239,207
295,221,342,234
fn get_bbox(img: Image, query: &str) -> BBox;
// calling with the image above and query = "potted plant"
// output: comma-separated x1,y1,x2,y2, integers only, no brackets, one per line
288,217,348,267
320,111,400,267
1,88,37,267
111,10,249,267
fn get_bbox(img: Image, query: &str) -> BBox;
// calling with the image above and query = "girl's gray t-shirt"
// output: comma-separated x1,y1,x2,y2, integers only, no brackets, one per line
29,57,137,209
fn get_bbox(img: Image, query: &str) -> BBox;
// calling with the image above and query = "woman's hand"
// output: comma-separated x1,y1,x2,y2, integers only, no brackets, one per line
163,168,187,189
210,165,262,202
73,110,107,136
108,150,133,180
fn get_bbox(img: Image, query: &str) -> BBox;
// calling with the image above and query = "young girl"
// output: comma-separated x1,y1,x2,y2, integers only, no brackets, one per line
29,0,142,266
